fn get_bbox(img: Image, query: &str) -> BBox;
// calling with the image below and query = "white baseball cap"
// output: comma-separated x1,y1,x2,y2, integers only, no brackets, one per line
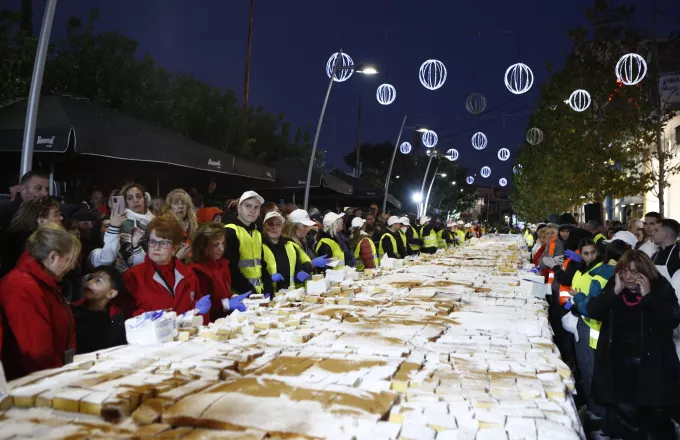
239,190,264,205
263,211,285,224
288,209,316,226
323,212,344,228
387,216,402,226
420,216,431,224
457,220,464,225
399,216,410,226
464,223,472,227
604,230,637,249
351,217,366,229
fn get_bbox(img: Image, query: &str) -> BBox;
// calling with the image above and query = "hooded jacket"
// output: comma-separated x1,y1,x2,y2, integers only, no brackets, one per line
191,258,232,324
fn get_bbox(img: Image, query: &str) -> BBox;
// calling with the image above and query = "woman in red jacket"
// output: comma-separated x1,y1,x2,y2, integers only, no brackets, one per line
190,223,250,323
0,224,80,380
123,216,210,317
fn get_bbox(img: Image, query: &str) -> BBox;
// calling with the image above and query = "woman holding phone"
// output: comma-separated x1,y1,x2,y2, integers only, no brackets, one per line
162,189,196,261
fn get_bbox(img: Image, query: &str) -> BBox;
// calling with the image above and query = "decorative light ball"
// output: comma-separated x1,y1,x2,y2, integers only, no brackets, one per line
504,63,534,95
526,127,543,145
499,178,508,187
419,59,447,91
513,164,523,175
471,132,487,150
569,89,591,112
616,53,647,86
465,93,487,114
497,148,510,161
326,52,354,82
376,84,396,105
399,142,412,154
480,166,491,178
422,130,438,148
466,176,474,185
446,148,459,161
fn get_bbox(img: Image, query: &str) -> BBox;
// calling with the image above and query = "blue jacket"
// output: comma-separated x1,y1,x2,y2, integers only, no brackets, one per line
572,263,615,317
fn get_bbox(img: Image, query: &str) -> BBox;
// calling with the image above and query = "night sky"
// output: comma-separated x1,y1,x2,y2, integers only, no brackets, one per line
11,0,680,190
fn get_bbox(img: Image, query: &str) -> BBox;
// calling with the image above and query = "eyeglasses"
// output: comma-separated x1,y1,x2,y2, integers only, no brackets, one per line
149,239,173,249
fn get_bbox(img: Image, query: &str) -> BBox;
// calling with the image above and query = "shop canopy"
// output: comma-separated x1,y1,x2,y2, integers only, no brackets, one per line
328,170,402,209
260,158,353,195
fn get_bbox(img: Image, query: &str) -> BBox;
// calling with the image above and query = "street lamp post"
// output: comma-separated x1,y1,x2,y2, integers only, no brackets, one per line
423,168,447,218
418,149,439,218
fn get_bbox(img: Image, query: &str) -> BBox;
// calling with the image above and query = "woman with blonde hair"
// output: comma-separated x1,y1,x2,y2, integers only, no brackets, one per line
316,212,353,269
349,217,377,271
0,224,81,379
162,189,196,261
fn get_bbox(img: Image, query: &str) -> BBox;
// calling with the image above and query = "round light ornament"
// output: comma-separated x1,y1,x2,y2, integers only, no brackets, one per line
465,93,487,114
480,166,491,178
422,130,438,148
526,127,543,145
569,89,591,112
419,59,447,90
497,148,510,161
326,52,354,82
504,63,534,94
513,164,523,175
466,176,475,185
376,83,396,105
446,148,459,161
499,178,508,187
471,132,487,150
615,53,647,86
399,142,412,154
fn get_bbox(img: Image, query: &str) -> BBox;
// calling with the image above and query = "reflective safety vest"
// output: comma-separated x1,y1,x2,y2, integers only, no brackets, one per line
456,229,465,244
436,229,447,249
558,255,576,305
572,262,606,349
398,230,409,253
353,237,378,271
408,226,421,251
593,233,605,243
546,237,557,284
420,225,437,249
524,230,535,248
225,224,264,294
315,238,345,270
378,232,401,259
263,241,312,290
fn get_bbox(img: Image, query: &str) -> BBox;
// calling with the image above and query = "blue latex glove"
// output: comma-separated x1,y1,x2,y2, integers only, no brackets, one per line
271,273,285,282
311,254,333,268
564,250,582,263
529,266,541,274
564,300,573,310
196,295,212,315
296,271,310,282
228,291,252,312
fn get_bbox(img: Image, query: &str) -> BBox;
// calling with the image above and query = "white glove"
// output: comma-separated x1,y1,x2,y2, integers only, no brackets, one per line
543,256,556,268
561,313,579,343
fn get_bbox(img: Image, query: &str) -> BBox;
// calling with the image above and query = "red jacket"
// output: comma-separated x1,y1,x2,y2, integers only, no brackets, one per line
0,252,76,380
191,259,232,324
124,256,200,316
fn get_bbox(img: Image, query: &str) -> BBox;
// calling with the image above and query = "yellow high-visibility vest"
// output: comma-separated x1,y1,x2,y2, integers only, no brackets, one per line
353,237,378,271
315,238,345,270
225,224,264,294
572,262,607,349
378,232,401,259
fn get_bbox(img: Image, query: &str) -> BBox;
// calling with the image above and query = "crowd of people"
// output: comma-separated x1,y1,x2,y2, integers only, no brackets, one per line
524,212,680,439
0,171,491,383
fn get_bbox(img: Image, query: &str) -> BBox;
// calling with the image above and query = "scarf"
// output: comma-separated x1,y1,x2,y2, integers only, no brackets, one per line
622,289,642,307
335,232,356,268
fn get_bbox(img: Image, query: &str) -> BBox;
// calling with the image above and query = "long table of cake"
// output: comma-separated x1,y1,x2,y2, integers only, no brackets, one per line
0,235,583,440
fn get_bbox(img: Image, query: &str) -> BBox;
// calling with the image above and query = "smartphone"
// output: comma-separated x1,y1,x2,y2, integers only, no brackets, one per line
112,196,126,215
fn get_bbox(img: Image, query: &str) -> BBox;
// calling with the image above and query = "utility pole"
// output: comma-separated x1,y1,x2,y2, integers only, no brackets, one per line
354,95,362,177
243,0,254,126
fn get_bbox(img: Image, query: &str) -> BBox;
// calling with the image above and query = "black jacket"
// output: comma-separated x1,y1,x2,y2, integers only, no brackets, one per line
588,277,680,407
224,217,273,295
651,243,680,279
0,195,22,233
72,303,127,354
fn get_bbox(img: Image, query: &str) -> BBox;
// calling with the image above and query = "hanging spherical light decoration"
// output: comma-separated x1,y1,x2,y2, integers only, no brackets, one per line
446,148,459,161
499,178,508,187
526,127,543,145
615,53,647,86
419,59,447,90
399,142,412,154
465,93,487,114
513,164,523,175
480,166,491,178
422,130,438,148
504,63,534,95
466,176,474,185
471,132,487,150
497,148,510,161
376,84,396,105
569,89,591,112
326,52,354,82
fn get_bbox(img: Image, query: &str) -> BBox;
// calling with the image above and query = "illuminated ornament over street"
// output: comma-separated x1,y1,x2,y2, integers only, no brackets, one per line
499,178,508,187
422,130,438,148
465,93,487,114
326,52,354,82
526,127,543,145
513,164,523,174
466,176,474,185
504,63,534,94
480,166,491,178
569,89,591,112
616,53,647,86
472,132,487,150
399,142,412,154
376,84,396,105
497,148,510,161
446,148,459,161
419,59,447,90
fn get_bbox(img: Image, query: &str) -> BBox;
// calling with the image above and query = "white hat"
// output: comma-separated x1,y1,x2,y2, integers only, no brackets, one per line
323,212,343,228
263,211,285,224
351,217,366,229
288,209,316,226
604,230,637,249
387,216,402,226
464,223,472,227
239,190,264,205
399,216,410,226
420,216,431,224
456,220,464,225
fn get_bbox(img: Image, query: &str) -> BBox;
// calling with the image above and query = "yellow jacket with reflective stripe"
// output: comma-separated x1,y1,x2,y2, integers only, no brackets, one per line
419,225,438,249
225,223,264,294
456,229,466,243
263,240,308,290
353,237,378,271
524,230,535,248
398,230,410,254
593,233,605,243
407,226,421,251
572,262,605,349
315,237,345,270
378,232,401,259
436,229,447,249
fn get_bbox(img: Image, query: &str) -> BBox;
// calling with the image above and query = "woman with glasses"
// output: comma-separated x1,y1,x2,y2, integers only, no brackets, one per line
587,250,680,439
262,212,314,291
123,216,210,317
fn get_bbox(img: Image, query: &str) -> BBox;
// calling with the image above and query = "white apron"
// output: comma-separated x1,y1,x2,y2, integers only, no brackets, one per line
654,244,677,283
